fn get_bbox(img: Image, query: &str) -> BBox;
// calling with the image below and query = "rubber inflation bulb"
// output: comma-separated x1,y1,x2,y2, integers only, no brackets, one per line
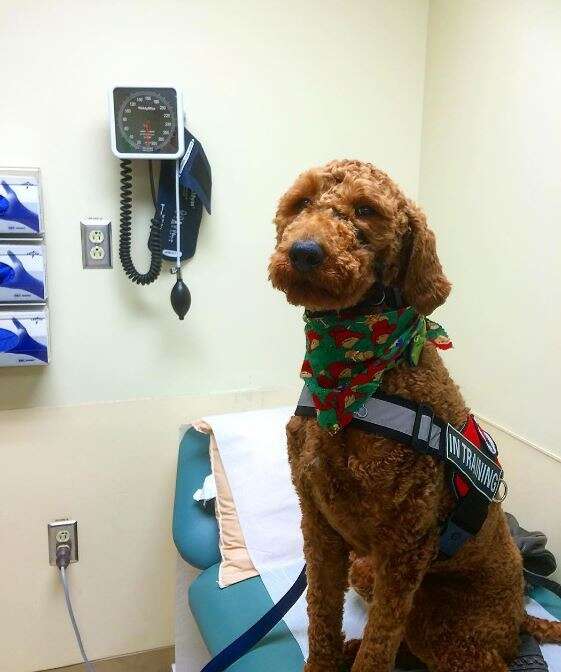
171,271,191,320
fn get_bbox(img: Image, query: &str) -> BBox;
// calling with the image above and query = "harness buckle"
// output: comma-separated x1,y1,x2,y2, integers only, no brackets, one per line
439,518,473,557
354,404,368,419
412,403,434,454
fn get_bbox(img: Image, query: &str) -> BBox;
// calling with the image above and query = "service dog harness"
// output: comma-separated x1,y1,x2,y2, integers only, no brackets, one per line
295,386,507,557
295,294,507,557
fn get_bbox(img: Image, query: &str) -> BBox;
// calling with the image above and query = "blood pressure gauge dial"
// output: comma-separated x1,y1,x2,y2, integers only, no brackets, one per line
109,85,185,159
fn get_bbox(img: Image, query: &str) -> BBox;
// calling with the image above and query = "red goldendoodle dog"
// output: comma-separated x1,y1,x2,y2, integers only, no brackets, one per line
268,160,561,672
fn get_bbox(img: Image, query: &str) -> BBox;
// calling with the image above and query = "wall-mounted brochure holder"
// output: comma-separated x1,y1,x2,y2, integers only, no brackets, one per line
0,242,47,302
0,307,49,366
0,168,43,235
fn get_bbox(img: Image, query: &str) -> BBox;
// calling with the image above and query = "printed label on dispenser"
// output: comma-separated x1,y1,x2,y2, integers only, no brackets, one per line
0,308,49,367
0,243,47,302
0,168,43,235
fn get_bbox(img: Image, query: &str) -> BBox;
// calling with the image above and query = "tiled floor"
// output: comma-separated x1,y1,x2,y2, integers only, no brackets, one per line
42,646,174,672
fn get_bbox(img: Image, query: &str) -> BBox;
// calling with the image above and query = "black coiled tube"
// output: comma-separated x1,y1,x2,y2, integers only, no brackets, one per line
119,159,163,285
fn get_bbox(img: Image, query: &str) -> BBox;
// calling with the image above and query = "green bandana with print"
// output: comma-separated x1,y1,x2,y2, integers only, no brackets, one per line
301,306,452,433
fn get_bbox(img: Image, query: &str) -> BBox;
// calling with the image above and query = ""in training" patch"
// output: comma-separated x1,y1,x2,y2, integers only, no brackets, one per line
446,424,503,501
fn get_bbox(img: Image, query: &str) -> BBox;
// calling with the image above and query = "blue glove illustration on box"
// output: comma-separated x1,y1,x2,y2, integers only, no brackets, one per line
0,180,40,233
0,318,48,363
0,250,45,299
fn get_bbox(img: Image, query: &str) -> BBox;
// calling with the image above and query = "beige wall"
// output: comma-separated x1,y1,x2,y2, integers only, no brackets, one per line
0,388,301,672
479,418,561,582
0,0,429,412
0,2,430,671
420,0,561,458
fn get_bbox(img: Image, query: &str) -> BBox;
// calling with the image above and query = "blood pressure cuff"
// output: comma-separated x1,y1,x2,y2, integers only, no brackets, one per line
179,128,212,215
153,128,211,262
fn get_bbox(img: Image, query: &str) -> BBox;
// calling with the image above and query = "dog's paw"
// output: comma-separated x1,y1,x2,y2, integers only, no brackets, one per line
349,556,374,603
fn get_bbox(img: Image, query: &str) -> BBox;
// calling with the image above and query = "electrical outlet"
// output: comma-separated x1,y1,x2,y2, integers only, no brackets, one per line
81,218,112,269
90,245,105,260
48,519,78,566
88,229,104,244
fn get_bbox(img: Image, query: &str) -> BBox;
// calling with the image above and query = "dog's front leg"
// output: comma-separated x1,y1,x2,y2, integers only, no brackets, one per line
351,535,436,672
300,495,349,672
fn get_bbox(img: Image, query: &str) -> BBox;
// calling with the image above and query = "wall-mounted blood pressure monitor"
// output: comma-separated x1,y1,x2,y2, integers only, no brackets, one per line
109,85,185,159
107,83,210,322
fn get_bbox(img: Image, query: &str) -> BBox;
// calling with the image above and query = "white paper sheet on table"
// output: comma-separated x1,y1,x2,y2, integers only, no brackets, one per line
204,406,561,670
203,406,368,658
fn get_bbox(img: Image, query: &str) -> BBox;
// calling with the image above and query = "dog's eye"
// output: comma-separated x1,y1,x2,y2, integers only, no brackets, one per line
295,198,311,211
355,205,377,218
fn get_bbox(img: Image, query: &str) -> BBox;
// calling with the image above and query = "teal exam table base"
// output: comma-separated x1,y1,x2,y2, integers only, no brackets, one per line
173,427,561,672
173,427,304,671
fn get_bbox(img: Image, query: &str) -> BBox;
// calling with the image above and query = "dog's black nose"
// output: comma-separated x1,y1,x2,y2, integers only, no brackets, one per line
289,240,324,272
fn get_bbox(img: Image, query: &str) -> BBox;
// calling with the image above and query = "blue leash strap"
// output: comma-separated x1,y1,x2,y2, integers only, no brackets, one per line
200,564,307,672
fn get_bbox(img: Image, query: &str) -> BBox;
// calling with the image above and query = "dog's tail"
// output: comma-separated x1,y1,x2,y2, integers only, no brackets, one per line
522,614,561,643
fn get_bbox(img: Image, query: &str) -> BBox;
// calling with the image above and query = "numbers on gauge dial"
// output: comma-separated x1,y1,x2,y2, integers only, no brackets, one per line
117,91,176,151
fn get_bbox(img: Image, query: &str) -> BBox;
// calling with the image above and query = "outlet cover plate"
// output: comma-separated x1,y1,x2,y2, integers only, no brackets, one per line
81,217,112,269
48,519,78,565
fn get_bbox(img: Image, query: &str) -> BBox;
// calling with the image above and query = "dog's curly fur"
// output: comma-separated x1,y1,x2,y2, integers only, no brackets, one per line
268,160,561,672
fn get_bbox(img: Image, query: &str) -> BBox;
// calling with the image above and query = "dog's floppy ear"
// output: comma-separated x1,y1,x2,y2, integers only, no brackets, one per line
401,203,451,316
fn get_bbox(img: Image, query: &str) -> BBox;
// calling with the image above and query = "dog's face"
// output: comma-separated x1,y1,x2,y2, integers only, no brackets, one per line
268,160,451,314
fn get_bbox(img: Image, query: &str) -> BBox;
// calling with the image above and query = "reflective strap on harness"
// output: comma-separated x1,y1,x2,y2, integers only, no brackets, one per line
296,386,447,456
